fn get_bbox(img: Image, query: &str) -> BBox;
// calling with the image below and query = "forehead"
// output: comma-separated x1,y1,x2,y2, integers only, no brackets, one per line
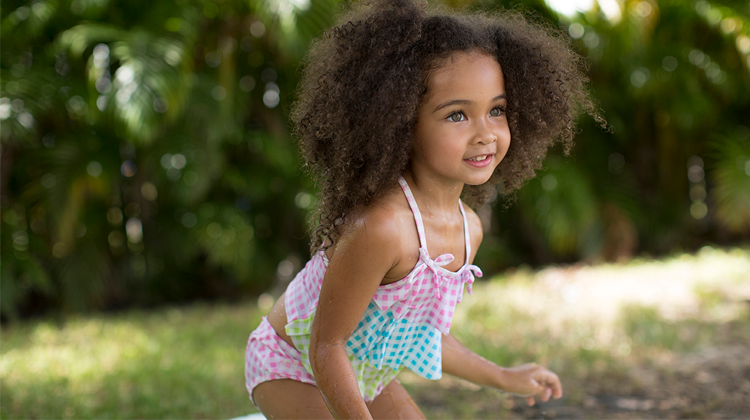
423,52,505,102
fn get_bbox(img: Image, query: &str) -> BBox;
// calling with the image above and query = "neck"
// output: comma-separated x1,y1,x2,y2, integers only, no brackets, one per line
402,167,464,215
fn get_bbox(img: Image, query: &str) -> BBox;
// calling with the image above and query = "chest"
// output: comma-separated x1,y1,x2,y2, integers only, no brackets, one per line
420,215,467,271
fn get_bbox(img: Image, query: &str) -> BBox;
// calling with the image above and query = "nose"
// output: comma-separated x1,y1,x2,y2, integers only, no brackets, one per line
474,117,497,145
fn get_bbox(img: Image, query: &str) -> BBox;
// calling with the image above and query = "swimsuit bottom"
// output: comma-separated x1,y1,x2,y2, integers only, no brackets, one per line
244,317,396,407
244,317,317,407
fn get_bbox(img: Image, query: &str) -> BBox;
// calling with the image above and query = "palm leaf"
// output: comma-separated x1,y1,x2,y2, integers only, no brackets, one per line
59,24,195,144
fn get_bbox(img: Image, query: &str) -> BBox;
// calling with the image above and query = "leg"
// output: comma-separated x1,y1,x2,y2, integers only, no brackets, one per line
253,379,334,420
367,379,426,420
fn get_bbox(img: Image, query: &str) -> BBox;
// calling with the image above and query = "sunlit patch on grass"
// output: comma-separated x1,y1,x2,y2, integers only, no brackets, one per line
1,304,264,419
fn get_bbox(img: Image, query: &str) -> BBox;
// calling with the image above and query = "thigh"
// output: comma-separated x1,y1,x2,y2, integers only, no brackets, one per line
253,379,334,420
367,379,425,420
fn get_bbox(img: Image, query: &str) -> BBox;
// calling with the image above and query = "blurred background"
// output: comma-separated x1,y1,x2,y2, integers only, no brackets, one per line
3,0,750,418
2,0,749,319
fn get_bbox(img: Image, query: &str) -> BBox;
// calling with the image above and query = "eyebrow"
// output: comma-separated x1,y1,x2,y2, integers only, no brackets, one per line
433,94,507,113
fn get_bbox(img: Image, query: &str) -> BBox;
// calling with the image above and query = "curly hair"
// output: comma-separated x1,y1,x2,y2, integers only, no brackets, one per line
291,0,604,254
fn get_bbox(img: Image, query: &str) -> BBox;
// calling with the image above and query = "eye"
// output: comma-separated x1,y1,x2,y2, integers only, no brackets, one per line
489,106,505,117
447,112,465,122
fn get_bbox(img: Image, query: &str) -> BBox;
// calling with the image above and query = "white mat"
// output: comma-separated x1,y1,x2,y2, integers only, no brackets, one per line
228,413,267,420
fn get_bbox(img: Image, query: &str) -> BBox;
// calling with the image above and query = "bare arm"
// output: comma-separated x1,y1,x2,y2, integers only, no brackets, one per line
309,208,405,419
442,332,562,406
442,210,561,406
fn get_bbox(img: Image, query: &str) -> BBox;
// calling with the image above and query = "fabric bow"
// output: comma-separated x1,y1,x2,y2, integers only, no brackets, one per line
419,248,452,300
458,264,482,302
416,248,483,300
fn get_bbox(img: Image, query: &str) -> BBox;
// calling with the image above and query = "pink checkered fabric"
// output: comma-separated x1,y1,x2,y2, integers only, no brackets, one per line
244,317,316,406
244,174,487,401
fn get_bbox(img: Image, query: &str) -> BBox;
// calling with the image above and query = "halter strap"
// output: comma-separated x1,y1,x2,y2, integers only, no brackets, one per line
397,176,471,264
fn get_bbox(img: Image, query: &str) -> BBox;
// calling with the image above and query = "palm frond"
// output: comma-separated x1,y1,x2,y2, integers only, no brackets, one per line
59,24,195,144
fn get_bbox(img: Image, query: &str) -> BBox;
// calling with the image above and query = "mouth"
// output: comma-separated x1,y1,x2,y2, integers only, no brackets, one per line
463,153,494,168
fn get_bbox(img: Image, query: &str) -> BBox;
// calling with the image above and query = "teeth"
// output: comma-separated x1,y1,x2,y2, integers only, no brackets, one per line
467,155,488,162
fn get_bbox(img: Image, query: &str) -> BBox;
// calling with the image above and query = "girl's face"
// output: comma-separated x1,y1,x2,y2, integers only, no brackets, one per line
411,51,510,186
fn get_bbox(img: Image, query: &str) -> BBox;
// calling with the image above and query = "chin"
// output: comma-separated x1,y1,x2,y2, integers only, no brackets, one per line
464,173,494,186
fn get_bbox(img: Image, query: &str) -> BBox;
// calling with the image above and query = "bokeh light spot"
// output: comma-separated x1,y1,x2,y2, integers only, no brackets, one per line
635,1,652,18
258,293,274,311
263,90,280,108
205,51,221,68
689,50,706,66
181,212,197,228
0,98,10,120
41,174,56,188
690,202,708,219
688,166,705,182
121,160,137,178
211,86,227,101
87,161,102,177
52,242,70,258
96,96,108,111
541,174,558,191
141,182,158,201
662,56,678,72
568,23,584,39
690,185,707,201
737,35,750,54
240,76,256,92
126,218,143,243
170,154,186,169
250,21,266,37
207,222,223,238
277,260,294,277
295,192,312,209
107,208,123,226
630,68,650,87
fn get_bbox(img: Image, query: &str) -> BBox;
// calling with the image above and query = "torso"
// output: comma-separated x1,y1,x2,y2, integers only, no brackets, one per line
266,180,483,350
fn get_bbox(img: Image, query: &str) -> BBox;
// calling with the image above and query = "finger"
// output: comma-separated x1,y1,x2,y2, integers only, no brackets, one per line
547,373,563,399
537,370,563,399
526,396,535,406
541,387,552,402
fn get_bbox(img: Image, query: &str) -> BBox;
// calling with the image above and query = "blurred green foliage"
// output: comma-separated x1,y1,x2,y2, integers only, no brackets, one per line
2,0,749,319
1,0,338,318
479,0,750,271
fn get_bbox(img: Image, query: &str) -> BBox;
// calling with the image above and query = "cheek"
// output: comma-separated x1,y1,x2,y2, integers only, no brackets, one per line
418,126,461,161
496,127,512,160
435,140,465,163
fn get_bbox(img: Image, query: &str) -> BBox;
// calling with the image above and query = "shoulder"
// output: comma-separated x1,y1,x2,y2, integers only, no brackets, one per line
330,186,417,270
462,204,484,260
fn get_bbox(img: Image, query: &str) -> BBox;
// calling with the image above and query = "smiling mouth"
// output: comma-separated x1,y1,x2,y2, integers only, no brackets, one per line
465,155,491,162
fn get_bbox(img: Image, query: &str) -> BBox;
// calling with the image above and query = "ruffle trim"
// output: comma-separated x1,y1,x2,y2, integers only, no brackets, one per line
287,303,446,381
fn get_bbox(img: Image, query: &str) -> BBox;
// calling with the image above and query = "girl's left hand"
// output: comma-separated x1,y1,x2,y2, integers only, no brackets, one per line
500,363,562,406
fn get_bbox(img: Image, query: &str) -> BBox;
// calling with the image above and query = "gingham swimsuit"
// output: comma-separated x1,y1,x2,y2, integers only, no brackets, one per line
248,176,482,402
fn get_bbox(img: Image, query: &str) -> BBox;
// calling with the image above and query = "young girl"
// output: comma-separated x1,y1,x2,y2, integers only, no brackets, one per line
245,0,601,418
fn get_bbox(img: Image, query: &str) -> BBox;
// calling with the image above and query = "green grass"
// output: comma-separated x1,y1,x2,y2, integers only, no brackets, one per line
2,246,749,419
1,304,264,419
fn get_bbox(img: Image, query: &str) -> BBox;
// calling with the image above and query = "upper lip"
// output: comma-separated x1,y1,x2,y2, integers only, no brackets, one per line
465,152,495,160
